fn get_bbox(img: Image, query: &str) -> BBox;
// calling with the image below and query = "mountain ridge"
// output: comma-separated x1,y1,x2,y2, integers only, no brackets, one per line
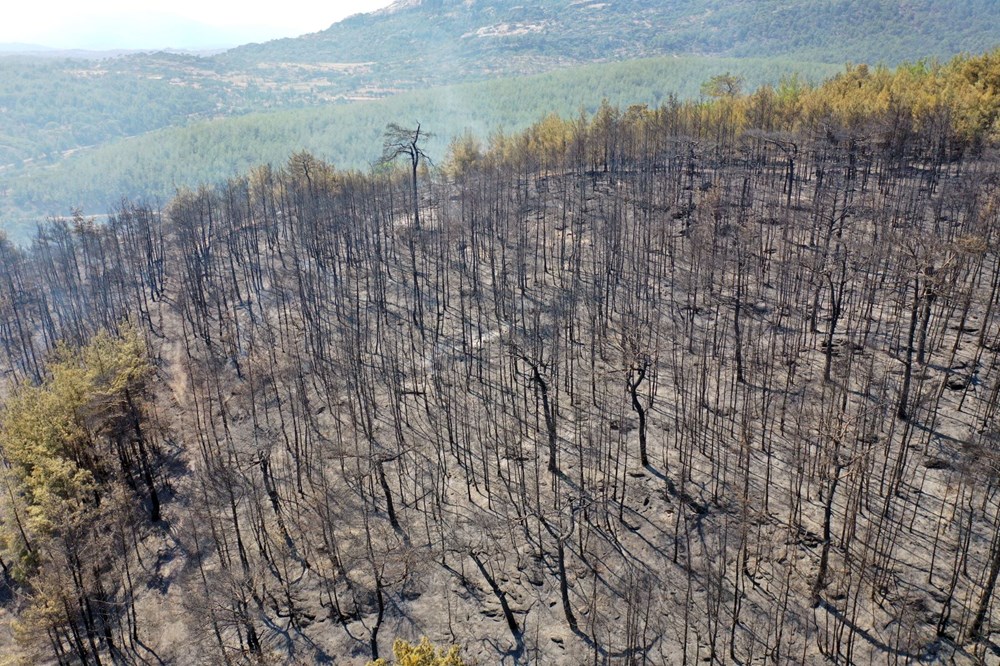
219,0,1000,73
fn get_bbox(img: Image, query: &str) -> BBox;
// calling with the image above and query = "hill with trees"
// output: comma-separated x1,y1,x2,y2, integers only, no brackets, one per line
2,50,1000,664
222,0,1000,75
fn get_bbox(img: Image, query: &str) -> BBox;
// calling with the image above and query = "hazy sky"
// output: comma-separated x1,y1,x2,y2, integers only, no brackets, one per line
2,0,398,50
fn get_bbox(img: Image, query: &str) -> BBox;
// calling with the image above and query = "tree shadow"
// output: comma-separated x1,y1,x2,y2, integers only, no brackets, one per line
645,464,708,516
816,598,940,660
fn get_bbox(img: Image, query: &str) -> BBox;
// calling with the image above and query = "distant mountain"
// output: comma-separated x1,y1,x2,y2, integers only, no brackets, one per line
218,0,1000,79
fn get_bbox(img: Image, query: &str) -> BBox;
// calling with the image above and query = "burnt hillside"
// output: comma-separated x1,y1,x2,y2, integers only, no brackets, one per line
2,101,1000,664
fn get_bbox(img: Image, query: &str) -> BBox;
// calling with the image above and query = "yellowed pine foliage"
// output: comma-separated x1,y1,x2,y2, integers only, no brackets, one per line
366,637,467,666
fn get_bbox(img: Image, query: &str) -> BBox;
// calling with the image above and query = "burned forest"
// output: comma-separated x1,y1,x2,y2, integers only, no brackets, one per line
3,75,1000,665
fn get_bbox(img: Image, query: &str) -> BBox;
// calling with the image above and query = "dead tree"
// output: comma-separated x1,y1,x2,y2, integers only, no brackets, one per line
380,122,432,231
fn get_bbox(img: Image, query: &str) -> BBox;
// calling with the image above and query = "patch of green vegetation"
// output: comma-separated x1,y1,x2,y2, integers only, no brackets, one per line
0,56,229,166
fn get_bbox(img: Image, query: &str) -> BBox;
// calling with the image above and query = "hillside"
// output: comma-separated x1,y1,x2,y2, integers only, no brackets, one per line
222,0,1000,73
3,79,1000,664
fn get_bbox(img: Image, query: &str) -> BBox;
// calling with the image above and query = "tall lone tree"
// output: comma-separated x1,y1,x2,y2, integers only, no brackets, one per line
381,122,431,231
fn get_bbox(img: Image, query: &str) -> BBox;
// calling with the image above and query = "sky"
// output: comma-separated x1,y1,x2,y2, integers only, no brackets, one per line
1,0,398,50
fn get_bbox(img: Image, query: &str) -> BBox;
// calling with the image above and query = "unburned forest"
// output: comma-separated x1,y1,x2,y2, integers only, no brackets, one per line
3,56,1000,664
